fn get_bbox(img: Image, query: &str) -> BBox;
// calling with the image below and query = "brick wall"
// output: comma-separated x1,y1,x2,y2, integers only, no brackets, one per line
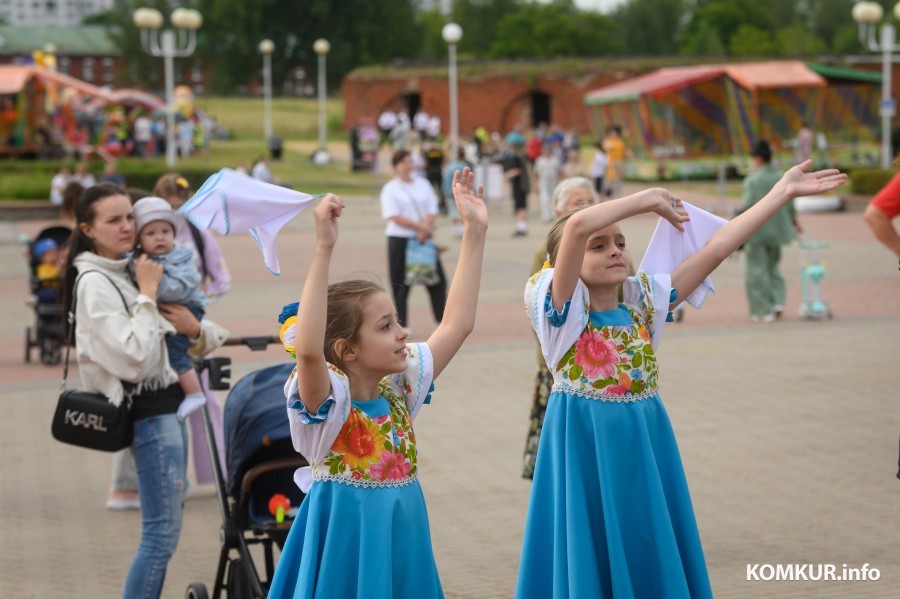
343,69,630,138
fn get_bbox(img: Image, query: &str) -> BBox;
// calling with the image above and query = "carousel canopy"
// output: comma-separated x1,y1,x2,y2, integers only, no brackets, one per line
585,61,826,106
0,64,113,100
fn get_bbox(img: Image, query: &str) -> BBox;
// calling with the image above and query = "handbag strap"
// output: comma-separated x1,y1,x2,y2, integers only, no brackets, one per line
62,269,131,388
398,180,426,222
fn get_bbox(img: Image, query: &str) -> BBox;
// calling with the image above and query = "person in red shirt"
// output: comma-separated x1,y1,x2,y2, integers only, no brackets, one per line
864,171,900,262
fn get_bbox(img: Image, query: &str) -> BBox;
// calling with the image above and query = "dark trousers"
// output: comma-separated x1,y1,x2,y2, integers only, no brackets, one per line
387,236,446,327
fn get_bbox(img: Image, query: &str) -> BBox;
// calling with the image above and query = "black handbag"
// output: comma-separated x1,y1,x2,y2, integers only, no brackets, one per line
51,270,134,452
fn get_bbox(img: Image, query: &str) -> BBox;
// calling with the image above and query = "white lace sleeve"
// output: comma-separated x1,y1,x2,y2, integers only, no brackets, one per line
524,268,590,370
622,271,674,350
388,342,434,421
284,365,351,463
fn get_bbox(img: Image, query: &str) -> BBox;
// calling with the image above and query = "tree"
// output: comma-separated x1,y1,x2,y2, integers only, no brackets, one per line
192,0,422,94
681,0,772,55
728,25,775,56
450,0,523,57
775,24,827,56
611,0,686,57
681,19,726,56
488,2,619,58
809,0,858,52
416,9,451,61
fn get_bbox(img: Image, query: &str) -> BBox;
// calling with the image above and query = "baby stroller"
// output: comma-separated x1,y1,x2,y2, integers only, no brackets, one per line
24,225,71,365
796,237,832,320
187,341,307,599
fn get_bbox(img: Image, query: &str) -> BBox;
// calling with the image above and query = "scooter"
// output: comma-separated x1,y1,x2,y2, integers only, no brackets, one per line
796,237,832,320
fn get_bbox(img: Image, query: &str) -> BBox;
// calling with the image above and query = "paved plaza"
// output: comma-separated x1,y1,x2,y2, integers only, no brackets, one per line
1,183,898,598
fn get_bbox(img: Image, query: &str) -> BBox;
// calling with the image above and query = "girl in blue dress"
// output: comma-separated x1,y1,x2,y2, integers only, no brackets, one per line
269,168,488,598
517,160,846,598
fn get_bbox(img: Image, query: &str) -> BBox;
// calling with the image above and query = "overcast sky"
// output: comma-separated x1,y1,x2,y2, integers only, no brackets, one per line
571,0,627,13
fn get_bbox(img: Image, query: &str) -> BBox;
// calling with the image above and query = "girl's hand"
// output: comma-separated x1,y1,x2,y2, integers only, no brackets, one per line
781,160,847,198
159,303,202,338
452,167,488,233
313,194,345,248
133,253,163,297
648,188,690,232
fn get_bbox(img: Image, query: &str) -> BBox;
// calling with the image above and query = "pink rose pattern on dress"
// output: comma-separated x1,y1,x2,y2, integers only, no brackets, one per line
573,331,619,379
370,450,413,481
554,273,659,398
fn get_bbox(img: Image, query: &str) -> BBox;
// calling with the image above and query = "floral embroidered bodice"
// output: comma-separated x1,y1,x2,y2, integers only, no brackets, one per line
525,270,670,404
552,303,659,402
313,377,419,488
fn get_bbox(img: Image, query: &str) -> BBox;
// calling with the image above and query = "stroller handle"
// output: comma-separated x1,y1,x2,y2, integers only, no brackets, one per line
203,336,282,391
223,335,280,351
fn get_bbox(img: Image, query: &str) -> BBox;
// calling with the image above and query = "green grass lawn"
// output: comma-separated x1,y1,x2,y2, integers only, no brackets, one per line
196,96,346,141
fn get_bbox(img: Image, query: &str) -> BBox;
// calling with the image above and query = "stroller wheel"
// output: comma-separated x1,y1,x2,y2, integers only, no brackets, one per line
185,582,209,599
40,338,61,365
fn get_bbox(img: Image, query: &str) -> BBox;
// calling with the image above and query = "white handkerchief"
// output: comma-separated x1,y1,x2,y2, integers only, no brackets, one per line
293,466,313,494
178,168,318,275
638,201,727,308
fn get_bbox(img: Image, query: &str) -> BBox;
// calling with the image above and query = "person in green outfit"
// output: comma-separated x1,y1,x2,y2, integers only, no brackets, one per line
742,140,802,322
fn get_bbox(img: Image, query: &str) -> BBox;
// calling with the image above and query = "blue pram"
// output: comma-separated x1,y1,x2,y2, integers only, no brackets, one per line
187,354,307,599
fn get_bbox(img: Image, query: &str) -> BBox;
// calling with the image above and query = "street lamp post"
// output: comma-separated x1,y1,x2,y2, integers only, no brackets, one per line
313,38,330,165
259,39,275,142
853,1,900,169
442,23,463,163
133,7,202,168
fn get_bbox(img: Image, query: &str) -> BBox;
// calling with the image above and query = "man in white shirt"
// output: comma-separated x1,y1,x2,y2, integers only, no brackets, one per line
134,116,152,158
426,115,441,141
50,166,71,206
251,156,273,183
413,110,430,137
378,109,398,146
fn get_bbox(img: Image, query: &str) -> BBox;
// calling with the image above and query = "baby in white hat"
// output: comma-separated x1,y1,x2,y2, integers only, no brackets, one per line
131,196,208,420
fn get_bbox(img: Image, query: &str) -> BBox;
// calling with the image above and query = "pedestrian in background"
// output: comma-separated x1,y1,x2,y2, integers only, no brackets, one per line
380,149,447,331
742,140,802,322
863,161,900,263
522,177,597,480
62,183,227,598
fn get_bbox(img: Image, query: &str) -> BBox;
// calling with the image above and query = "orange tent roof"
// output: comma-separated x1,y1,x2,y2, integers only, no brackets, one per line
0,65,114,101
0,66,33,95
724,61,826,90
584,65,725,105
585,60,827,105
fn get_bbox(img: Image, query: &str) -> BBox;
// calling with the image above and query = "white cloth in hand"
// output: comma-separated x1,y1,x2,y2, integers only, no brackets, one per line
178,168,318,275
638,201,727,308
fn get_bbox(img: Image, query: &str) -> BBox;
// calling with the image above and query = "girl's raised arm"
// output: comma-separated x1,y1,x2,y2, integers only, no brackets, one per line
670,161,846,307
551,188,687,310
295,194,345,413
427,168,488,378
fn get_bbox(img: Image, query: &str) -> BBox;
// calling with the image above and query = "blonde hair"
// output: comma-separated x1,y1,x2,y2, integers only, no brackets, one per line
152,173,191,205
324,280,385,370
545,208,584,267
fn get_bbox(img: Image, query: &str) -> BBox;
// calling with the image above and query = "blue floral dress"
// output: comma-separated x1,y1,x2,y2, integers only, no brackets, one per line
269,342,442,599
516,269,713,599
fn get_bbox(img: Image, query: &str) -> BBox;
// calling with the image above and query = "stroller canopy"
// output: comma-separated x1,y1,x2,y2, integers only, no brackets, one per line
224,362,296,498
